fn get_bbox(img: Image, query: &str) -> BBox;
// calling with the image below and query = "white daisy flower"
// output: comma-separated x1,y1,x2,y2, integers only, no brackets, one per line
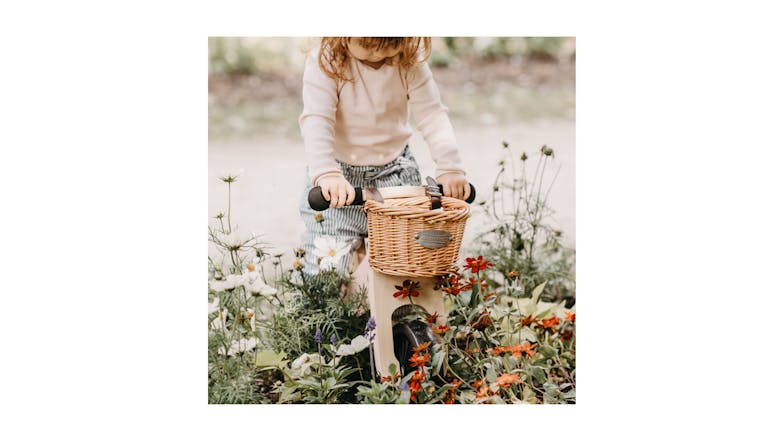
313,236,351,271
335,335,370,356
219,337,259,357
209,274,243,292
243,276,277,297
290,353,326,377
217,231,246,250
208,297,220,315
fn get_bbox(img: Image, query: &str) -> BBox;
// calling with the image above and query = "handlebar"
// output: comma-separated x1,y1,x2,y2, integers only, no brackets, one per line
308,183,476,211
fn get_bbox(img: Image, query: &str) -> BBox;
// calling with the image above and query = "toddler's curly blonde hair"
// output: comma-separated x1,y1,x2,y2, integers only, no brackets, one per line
318,37,431,82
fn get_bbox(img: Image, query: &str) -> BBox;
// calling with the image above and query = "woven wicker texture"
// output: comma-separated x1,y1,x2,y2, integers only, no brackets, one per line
365,195,470,277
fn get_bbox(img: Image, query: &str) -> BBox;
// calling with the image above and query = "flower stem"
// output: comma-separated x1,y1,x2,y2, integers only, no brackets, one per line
227,182,232,233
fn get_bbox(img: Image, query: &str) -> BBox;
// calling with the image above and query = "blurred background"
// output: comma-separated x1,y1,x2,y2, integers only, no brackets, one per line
208,37,575,265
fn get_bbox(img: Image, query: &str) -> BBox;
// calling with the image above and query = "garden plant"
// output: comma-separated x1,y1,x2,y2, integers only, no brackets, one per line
207,143,576,404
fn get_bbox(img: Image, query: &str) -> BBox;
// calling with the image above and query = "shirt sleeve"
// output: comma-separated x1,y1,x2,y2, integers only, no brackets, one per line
407,61,466,178
299,50,343,185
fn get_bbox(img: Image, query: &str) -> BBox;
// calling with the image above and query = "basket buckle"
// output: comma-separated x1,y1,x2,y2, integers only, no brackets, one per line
425,176,442,210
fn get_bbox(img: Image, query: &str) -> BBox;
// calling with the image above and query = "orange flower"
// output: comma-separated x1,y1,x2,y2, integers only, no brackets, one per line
412,341,431,353
506,270,520,278
380,375,392,383
441,273,462,296
564,311,576,322
432,325,451,334
520,315,537,327
539,316,560,330
495,372,521,387
442,379,461,404
474,381,494,402
409,352,430,368
491,342,537,358
441,284,461,296
519,342,537,358
409,380,422,394
463,256,493,274
410,368,426,383
393,280,420,299
425,312,439,324
462,277,488,292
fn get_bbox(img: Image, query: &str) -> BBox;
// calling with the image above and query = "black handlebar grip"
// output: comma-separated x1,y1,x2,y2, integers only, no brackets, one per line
308,186,365,211
307,183,476,211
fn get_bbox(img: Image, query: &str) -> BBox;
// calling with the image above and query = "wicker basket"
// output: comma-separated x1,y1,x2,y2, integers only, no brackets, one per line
365,195,470,277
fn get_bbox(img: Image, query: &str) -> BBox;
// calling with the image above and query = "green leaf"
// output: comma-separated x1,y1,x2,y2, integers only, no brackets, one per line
459,289,472,306
396,390,411,404
531,366,546,384
520,327,537,342
254,349,286,368
539,345,557,358
486,364,497,382
432,350,446,376
531,281,547,303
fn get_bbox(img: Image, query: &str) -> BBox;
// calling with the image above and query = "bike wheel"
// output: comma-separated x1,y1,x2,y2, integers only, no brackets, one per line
392,320,436,375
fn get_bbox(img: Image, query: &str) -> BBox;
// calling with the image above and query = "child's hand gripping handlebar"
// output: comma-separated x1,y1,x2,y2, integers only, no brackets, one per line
308,182,476,211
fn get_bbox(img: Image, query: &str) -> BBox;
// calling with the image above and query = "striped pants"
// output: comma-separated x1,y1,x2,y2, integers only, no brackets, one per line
299,146,422,276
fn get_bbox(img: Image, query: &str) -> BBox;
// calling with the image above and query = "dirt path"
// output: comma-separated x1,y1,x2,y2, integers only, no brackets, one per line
208,119,574,267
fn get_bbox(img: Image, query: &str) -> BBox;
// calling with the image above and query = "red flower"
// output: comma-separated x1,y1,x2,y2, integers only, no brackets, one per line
412,341,431,353
564,311,576,323
463,256,493,273
539,316,560,331
491,342,537,358
442,379,461,404
462,277,488,292
409,352,430,368
432,325,451,334
408,368,426,402
520,315,537,327
469,311,492,331
495,372,521,388
441,274,462,296
410,368,426,383
393,280,420,299
425,311,440,324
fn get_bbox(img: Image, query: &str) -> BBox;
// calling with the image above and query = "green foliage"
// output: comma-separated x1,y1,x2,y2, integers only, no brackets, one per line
278,356,360,404
423,265,576,404
474,142,575,306
264,269,370,358
207,143,576,404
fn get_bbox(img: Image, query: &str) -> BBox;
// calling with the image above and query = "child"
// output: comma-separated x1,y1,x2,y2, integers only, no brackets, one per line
298,37,470,279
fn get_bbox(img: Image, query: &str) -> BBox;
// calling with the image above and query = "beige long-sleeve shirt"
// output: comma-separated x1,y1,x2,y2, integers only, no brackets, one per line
299,49,465,185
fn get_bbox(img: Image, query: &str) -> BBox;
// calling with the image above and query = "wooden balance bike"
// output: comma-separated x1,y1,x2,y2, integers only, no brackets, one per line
308,177,475,377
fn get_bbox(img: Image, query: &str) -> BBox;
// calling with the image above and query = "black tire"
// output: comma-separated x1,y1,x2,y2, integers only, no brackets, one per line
393,320,436,375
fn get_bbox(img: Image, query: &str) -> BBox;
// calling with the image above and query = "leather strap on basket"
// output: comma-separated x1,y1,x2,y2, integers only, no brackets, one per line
425,176,442,210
